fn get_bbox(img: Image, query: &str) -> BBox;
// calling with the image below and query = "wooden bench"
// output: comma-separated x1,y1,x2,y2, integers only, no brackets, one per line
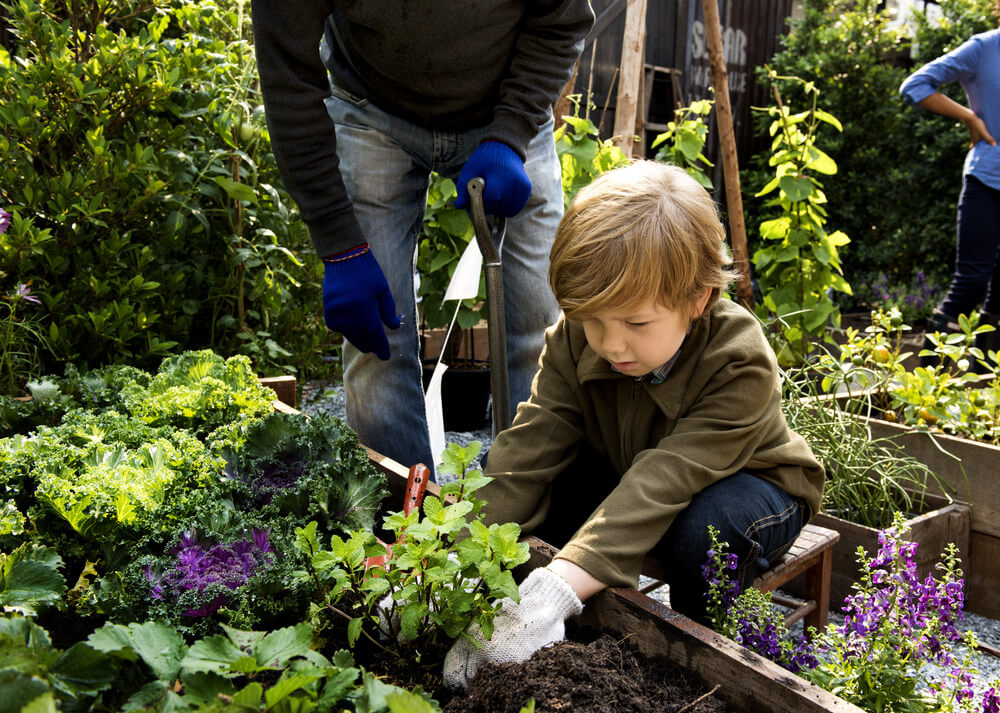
641,522,840,633
753,523,840,632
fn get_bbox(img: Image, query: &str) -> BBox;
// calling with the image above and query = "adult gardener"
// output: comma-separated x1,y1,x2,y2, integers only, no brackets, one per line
251,1,594,475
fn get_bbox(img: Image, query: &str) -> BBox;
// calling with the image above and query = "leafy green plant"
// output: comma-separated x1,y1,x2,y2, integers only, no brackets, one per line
651,99,715,189
0,614,439,713
0,544,65,617
812,309,1000,444
752,71,852,365
416,175,484,334
0,0,329,385
293,441,529,677
554,106,629,208
0,615,117,712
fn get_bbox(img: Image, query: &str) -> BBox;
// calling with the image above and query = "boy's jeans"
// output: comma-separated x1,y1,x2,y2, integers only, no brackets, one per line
652,471,807,624
324,85,562,475
533,461,806,625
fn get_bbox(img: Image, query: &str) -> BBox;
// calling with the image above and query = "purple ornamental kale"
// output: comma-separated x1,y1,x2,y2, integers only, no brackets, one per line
0,209,9,235
145,528,274,618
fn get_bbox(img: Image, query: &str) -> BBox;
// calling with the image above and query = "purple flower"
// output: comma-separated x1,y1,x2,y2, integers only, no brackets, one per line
15,284,40,305
983,686,1000,713
0,209,9,235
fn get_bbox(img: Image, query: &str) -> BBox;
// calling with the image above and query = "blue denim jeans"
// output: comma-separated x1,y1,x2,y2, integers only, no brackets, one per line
531,454,806,625
938,175,1000,318
324,84,562,477
652,471,806,624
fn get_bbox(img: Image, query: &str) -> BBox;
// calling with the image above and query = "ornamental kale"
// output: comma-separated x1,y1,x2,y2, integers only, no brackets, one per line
222,411,387,533
145,529,274,619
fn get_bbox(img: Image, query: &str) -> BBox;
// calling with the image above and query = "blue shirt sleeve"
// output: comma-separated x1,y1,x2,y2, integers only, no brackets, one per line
899,34,984,106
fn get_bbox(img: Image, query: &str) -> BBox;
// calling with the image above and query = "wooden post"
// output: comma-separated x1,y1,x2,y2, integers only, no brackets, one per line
700,0,755,309
553,58,581,130
612,0,647,157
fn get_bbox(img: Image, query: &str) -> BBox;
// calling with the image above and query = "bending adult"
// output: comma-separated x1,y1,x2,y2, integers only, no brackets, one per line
251,2,593,473
900,29,1000,358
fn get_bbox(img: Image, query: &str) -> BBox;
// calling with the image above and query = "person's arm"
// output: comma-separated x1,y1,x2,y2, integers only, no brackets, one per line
547,558,606,601
454,0,593,218
250,0,364,257
482,0,594,157
918,92,997,148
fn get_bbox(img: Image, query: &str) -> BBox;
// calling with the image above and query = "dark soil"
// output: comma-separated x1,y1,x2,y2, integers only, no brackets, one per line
439,633,735,713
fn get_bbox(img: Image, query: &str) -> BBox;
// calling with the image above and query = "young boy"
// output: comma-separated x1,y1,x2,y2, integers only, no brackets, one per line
444,160,825,689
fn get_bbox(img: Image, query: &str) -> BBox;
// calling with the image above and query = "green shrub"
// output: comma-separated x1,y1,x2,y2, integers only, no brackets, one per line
0,0,329,393
742,0,996,310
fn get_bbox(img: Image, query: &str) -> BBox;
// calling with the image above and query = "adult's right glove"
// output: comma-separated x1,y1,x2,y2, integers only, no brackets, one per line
322,244,400,361
442,566,583,689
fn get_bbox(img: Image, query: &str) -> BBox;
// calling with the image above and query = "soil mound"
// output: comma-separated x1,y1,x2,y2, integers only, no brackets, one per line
442,634,734,713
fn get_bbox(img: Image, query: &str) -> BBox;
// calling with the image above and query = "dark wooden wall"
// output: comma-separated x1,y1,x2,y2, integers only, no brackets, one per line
571,0,794,176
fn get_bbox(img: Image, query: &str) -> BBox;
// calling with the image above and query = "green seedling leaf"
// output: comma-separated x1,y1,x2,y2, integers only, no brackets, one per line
180,634,244,677
253,623,313,669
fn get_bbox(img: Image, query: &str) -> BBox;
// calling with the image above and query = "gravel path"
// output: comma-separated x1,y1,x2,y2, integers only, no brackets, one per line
300,381,1000,695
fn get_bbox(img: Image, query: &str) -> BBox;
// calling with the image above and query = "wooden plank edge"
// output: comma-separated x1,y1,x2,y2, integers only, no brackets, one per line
520,538,864,713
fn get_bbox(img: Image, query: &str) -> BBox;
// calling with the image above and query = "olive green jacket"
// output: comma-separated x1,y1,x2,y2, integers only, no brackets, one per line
480,298,825,588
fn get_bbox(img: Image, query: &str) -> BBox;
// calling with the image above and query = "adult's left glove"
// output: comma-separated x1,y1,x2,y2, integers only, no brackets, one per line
442,566,583,690
322,244,400,361
454,141,532,218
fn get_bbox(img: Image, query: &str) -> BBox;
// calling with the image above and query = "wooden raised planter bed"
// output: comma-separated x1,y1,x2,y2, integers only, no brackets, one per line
366,446,864,713
798,495,970,611
856,416,1000,618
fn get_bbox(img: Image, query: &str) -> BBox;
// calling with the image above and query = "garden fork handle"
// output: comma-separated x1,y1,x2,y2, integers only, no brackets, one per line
467,177,511,435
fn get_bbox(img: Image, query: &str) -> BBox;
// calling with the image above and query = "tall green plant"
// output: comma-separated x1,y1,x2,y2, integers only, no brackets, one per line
554,101,629,207
651,99,715,189
753,72,851,366
0,0,327,391
746,0,995,309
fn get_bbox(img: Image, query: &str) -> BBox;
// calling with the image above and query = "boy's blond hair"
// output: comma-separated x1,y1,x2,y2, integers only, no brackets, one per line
549,160,735,319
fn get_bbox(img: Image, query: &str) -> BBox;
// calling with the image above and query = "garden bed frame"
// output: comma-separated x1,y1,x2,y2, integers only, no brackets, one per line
365,446,864,713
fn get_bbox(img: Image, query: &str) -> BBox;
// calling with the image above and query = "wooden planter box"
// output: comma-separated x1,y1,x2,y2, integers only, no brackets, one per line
857,416,1000,618
366,447,865,713
794,391,995,616
782,495,970,613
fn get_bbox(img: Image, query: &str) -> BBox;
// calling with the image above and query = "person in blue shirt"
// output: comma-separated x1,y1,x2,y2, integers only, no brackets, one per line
900,29,1000,359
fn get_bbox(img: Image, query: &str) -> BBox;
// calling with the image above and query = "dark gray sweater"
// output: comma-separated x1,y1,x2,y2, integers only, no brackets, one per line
251,0,593,257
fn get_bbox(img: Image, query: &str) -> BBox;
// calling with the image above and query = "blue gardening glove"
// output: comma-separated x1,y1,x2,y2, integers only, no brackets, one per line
322,244,400,360
454,141,532,217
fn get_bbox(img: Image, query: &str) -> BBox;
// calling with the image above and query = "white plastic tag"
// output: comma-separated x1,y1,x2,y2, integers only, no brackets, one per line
443,238,482,301
424,360,449,467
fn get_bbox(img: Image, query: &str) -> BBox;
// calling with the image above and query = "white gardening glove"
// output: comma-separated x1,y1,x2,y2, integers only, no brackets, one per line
442,566,584,689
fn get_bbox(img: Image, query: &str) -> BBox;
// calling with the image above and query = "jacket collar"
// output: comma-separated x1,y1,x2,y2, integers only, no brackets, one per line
574,308,714,420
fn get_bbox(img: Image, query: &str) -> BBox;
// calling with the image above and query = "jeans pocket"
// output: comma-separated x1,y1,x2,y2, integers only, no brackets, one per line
329,82,369,108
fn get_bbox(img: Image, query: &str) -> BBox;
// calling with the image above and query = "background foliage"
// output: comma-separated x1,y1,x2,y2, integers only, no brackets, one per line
0,0,330,394
742,0,998,315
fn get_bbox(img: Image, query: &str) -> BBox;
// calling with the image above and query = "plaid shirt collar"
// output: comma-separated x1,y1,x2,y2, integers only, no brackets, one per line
642,351,679,385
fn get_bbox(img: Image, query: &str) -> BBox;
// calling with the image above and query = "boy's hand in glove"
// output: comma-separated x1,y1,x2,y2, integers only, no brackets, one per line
442,566,583,689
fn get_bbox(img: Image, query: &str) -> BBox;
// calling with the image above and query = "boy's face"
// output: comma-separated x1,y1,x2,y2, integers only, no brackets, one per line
580,290,710,377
